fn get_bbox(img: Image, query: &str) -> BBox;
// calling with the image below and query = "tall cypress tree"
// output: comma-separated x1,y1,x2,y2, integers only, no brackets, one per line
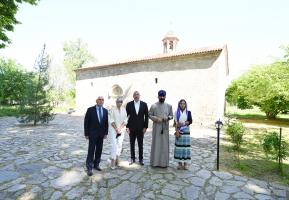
18,44,55,125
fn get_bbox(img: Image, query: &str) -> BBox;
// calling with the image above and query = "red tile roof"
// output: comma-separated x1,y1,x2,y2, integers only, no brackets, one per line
75,45,225,72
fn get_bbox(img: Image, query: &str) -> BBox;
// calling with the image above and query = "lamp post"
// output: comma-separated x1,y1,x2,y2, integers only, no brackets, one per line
215,119,223,170
278,127,282,171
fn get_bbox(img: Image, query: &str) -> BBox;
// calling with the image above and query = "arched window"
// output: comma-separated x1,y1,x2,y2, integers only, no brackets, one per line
109,84,123,99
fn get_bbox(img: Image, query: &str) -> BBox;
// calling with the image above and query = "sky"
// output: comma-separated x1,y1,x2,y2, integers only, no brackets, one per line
1,0,289,78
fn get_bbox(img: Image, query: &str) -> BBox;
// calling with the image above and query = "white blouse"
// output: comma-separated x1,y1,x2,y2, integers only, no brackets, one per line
174,110,187,123
109,107,128,133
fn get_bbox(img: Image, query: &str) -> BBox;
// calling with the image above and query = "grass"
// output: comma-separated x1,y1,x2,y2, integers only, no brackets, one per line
221,106,289,186
53,99,76,114
53,104,76,114
226,105,289,127
0,104,75,117
0,105,20,117
53,106,70,113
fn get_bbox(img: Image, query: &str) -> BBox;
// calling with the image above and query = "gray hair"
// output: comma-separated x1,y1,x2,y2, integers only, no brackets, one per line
116,97,123,102
133,91,140,96
97,96,104,100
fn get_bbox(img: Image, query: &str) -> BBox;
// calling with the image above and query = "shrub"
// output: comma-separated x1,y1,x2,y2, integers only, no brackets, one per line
226,121,245,151
262,131,289,171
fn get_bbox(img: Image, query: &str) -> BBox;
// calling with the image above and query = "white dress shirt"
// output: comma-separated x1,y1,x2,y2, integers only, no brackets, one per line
134,100,140,115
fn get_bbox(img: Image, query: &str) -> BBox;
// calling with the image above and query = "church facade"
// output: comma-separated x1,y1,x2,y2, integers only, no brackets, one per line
75,32,229,126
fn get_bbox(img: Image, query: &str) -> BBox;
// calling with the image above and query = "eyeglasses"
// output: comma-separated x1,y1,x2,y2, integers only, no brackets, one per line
116,101,123,103
98,99,104,101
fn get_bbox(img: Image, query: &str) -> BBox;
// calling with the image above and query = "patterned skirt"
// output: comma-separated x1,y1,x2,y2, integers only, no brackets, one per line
174,126,191,163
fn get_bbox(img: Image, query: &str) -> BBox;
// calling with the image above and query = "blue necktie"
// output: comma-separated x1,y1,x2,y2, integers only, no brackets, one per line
98,107,102,123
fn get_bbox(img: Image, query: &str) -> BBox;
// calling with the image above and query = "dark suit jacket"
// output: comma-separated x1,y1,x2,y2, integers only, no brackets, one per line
126,100,149,131
84,106,108,137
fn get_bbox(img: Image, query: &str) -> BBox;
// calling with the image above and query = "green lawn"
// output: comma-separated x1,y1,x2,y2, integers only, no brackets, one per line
226,105,289,118
222,106,289,186
0,104,75,117
0,105,20,117
226,105,289,127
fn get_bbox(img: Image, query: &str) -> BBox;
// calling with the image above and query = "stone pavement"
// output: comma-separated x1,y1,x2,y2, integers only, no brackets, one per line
0,114,288,200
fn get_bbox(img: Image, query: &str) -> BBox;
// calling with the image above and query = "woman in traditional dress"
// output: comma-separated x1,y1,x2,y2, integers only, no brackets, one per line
174,99,192,170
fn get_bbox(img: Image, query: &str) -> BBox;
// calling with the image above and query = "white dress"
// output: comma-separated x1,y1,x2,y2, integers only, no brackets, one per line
108,107,128,160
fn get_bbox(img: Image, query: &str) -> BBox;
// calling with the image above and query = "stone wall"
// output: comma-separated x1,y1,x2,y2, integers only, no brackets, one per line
75,50,228,126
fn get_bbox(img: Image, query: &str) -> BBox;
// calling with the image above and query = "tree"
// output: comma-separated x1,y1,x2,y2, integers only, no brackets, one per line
0,57,29,105
225,83,253,110
62,38,96,107
0,0,40,48
48,64,69,107
226,62,289,118
18,44,55,125
63,38,96,84
280,44,289,63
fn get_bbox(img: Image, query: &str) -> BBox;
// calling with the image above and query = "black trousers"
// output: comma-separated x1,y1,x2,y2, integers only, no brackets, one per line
86,136,104,170
129,129,144,161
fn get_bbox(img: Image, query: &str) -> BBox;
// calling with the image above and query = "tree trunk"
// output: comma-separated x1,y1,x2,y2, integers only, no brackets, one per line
265,112,277,119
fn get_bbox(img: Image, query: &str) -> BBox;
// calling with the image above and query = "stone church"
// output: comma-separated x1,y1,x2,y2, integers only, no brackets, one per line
75,31,229,126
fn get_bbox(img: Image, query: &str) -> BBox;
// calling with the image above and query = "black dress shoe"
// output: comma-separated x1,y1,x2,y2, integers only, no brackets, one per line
87,170,93,176
139,160,144,166
129,159,135,165
93,166,102,171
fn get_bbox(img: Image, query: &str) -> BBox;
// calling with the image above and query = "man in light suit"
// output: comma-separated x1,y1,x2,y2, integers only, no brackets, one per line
126,91,149,165
84,96,108,176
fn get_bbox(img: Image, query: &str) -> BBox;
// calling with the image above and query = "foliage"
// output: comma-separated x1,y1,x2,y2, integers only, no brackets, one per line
48,64,70,107
60,38,96,106
236,96,253,109
225,121,245,151
63,38,96,84
221,126,289,185
225,105,289,128
0,105,20,117
18,45,55,125
280,44,289,62
0,0,40,48
226,61,289,119
262,131,289,170
0,57,30,105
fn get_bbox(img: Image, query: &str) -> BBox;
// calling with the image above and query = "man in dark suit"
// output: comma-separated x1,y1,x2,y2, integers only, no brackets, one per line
126,91,149,165
84,96,108,176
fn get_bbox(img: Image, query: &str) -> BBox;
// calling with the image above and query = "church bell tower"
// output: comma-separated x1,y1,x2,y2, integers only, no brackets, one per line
162,30,179,53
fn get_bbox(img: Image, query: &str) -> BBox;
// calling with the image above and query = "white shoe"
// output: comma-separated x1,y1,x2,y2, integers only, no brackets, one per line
111,166,116,170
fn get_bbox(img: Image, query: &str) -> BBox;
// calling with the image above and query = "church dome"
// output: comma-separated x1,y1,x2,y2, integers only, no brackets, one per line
162,30,179,42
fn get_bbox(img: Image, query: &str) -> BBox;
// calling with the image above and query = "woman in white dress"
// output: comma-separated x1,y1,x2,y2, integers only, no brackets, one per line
109,97,128,169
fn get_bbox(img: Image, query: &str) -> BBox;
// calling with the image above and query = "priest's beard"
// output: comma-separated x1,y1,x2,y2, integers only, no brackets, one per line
159,99,165,103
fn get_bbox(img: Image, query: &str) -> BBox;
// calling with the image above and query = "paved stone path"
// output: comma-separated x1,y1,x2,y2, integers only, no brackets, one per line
0,114,288,200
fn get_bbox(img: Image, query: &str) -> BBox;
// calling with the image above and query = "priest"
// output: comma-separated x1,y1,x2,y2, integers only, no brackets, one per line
149,90,173,167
